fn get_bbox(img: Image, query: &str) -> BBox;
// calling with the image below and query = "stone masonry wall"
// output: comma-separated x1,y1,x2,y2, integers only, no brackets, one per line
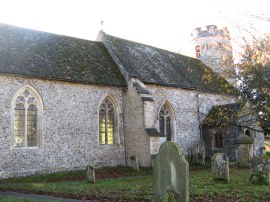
202,126,239,160
0,75,126,178
146,84,238,154
123,81,151,167
203,126,265,160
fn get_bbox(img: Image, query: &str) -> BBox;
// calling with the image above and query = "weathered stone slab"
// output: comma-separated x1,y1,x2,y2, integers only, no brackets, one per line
153,141,189,202
235,133,253,168
250,155,270,185
86,165,95,183
211,153,229,182
236,145,250,168
130,156,139,172
150,137,160,155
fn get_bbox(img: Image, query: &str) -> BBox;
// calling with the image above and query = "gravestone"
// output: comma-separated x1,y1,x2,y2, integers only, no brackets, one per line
235,133,253,168
211,153,229,182
86,165,96,183
250,155,270,185
153,141,189,202
236,146,250,167
130,156,139,172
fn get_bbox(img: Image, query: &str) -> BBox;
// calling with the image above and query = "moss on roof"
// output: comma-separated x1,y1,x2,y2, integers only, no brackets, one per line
104,33,236,94
0,24,126,86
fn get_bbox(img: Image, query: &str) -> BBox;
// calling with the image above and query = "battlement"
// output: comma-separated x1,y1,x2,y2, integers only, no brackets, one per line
191,25,230,39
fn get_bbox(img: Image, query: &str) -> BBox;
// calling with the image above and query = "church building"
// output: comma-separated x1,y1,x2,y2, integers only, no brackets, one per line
0,23,264,178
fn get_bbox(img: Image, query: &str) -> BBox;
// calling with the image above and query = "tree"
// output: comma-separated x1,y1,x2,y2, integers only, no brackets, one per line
238,35,270,133
200,34,270,134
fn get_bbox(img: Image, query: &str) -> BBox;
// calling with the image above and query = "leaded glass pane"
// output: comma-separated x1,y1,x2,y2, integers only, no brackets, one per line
13,88,40,148
166,117,171,141
159,116,164,135
14,103,25,147
23,89,30,97
27,104,38,147
99,109,106,145
99,98,115,145
107,110,114,144
159,104,173,141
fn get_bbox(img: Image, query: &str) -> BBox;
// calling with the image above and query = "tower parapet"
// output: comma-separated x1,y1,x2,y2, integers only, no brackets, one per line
191,25,230,39
191,25,236,86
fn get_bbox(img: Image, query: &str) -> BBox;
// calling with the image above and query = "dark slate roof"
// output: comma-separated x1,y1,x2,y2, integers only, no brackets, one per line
202,103,241,125
0,24,126,86
104,33,236,94
145,128,164,137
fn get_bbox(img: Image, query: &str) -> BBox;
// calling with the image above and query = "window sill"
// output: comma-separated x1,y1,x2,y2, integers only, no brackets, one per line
11,146,40,151
212,147,224,151
99,143,122,147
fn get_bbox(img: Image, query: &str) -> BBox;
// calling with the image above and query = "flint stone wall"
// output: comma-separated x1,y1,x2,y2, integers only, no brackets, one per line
202,126,239,160
203,126,265,160
146,84,237,154
0,75,126,178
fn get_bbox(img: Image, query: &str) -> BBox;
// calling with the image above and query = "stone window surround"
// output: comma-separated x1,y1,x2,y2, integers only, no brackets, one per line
211,129,224,149
157,100,176,142
97,94,121,146
10,84,44,150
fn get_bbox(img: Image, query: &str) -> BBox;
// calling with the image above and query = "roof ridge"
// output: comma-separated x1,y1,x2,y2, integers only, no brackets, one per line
0,23,99,43
104,33,201,61
103,32,236,95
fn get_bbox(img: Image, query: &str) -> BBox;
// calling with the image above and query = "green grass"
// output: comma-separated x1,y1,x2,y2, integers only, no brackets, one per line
0,166,269,201
0,166,150,183
190,168,270,201
0,176,152,201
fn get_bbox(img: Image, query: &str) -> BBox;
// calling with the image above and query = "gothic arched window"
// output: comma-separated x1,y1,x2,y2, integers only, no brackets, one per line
12,86,42,147
159,104,173,141
99,98,115,145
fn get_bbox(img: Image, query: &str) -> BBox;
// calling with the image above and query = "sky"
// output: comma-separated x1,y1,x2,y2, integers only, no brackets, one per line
0,0,269,57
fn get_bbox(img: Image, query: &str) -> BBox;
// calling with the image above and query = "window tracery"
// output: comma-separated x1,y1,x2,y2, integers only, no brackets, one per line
159,104,172,141
13,88,41,147
99,98,115,145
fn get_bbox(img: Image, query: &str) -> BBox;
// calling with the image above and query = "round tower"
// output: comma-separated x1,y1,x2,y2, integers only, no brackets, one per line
191,25,236,85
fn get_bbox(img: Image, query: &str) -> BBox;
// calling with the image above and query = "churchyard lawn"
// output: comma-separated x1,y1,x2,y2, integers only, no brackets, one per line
0,166,269,202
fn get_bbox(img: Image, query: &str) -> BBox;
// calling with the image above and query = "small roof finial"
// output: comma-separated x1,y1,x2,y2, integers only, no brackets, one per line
100,20,104,31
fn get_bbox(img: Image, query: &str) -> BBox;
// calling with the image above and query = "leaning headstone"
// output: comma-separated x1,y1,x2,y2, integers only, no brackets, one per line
250,155,270,185
130,156,139,172
153,141,189,202
211,153,229,182
86,165,95,183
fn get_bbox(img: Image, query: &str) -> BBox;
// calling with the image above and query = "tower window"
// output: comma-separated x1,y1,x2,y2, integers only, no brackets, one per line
195,45,201,57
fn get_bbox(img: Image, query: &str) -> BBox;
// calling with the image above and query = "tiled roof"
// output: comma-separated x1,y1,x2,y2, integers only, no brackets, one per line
0,24,126,86
104,33,236,94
